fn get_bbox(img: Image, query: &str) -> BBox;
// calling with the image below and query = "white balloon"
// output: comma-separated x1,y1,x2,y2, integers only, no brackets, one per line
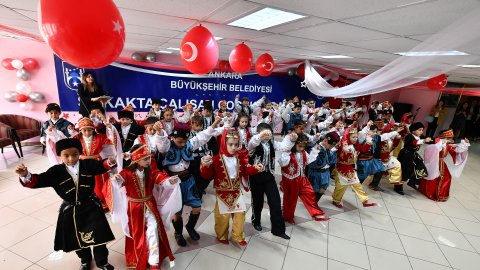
11,59,24,69
16,81,32,94
19,101,33,111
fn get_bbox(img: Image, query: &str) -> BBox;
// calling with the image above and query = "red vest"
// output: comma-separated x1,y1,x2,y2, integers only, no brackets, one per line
281,151,307,179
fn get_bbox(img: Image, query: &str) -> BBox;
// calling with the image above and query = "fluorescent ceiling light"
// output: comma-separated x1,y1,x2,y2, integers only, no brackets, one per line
457,64,480,68
214,36,223,41
158,50,172,54
413,76,429,79
396,50,469,56
166,47,180,51
228,7,305,31
318,55,353,59
344,68,361,71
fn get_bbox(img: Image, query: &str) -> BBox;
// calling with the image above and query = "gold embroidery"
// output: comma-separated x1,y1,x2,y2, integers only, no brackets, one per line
80,174,92,177
65,187,75,194
59,178,72,185
79,185,90,188
80,231,95,244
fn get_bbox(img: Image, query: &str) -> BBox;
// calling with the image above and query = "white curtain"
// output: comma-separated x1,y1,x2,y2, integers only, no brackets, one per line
304,7,480,98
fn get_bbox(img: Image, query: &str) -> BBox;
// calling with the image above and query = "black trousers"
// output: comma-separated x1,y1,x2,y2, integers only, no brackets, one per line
250,171,285,235
75,244,109,267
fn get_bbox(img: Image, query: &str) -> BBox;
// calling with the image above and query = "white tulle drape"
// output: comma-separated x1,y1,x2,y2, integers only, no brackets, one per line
304,7,480,98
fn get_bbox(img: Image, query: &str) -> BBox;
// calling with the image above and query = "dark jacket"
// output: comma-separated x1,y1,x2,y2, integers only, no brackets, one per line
77,83,105,117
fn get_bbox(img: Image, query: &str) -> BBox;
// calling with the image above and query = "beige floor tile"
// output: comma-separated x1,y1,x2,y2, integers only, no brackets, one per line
0,216,49,248
282,247,327,270
0,249,33,270
9,226,56,262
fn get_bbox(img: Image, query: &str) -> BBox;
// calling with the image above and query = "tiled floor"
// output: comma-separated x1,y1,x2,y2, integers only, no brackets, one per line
1,142,480,270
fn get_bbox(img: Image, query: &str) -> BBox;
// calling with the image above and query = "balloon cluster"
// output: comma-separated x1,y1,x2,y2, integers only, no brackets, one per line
427,74,447,91
179,25,275,76
131,52,157,63
2,58,44,110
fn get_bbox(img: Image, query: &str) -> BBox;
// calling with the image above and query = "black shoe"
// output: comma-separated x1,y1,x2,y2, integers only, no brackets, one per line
273,233,290,240
407,181,418,190
253,224,263,231
186,212,201,241
394,185,405,195
98,263,114,270
175,233,187,247
79,262,90,270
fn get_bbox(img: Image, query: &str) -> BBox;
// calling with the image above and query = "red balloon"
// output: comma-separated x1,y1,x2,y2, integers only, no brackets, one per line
22,58,39,70
180,25,219,74
229,43,253,73
38,0,125,68
16,94,29,103
218,60,231,72
255,53,275,76
2,58,15,70
297,63,305,79
427,74,447,91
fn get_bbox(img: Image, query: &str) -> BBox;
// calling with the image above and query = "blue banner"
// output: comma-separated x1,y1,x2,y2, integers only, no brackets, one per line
54,55,322,112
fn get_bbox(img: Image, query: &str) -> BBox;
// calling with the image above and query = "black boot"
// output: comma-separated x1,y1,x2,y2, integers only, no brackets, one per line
407,180,418,190
79,262,90,270
315,192,323,203
98,263,114,270
394,184,405,195
185,212,201,241
172,218,187,247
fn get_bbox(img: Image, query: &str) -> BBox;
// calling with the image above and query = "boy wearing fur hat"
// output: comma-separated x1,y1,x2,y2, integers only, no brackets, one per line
40,103,74,145
16,138,117,270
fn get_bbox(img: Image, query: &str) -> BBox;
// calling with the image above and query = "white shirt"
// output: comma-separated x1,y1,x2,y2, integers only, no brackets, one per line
121,124,131,139
65,162,80,185
136,169,145,196
222,155,238,179
83,135,92,155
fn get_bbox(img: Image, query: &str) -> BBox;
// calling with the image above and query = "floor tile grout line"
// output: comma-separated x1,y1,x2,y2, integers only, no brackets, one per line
5,226,54,265
410,199,456,268
380,191,418,270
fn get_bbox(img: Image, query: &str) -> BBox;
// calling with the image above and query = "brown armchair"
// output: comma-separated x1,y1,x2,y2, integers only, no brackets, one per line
0,122,21,158
0,114,41,157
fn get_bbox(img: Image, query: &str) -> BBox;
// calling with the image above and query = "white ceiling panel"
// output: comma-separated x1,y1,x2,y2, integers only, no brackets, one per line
251,34,326,47
0,6,32,20
125,24,182,38
300,43,371,54
119,8,196,31
123,43,158,51
12,9,37,21
0,0,38,11
286,22,394,43
115,0,230,20
267,17,329,34
343,0,480,36
346,51,399,61
0,18,37,29
345,37,420,53
199,22,271,40
206,0,261,24
249,0,436,20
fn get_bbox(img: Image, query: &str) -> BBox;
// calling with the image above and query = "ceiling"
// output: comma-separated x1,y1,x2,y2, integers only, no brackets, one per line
1,0,480,85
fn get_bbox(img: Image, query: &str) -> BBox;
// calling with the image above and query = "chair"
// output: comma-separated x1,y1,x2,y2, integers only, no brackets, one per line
0,114,41,157
0,122,21,158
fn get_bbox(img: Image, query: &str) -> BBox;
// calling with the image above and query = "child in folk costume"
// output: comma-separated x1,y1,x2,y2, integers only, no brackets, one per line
132,117,165,167
307,132,340,202
232,112,256,164
16,138,117,270
72,117,118,210
189,115,223,199
397,122,432,192
112,144,176,269
234,94,265,119
145,98,163,119
40,103,74,146
420,129,470,201
247,123,295,239
378,122,405,195
392,112,414,157
160,105,192,136
282,101,306,131
157,119,221,247
200,129,263,246
112,106,146,156
278,134,330,224
332,128,377,208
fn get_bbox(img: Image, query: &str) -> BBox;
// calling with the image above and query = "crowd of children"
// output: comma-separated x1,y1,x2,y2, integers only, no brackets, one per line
15,96,470,269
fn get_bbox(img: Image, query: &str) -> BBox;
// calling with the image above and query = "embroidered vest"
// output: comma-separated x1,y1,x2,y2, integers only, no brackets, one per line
163,141,194,166
287,113,303,130
281,151,307,179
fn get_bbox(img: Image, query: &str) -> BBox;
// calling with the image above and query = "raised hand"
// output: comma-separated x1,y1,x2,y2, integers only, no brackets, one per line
15,164,28,177
202,155,213,165
212,117,222,128
153,121,163,133
425,137,432,143
169,175,180,185
289,132,298,142
47,125,55,132
255,163,264,172
259,129,272,140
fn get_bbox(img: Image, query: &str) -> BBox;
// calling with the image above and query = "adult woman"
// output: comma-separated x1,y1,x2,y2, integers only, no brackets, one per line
450,102,469,139
425,99,445,138
78,72,105,117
